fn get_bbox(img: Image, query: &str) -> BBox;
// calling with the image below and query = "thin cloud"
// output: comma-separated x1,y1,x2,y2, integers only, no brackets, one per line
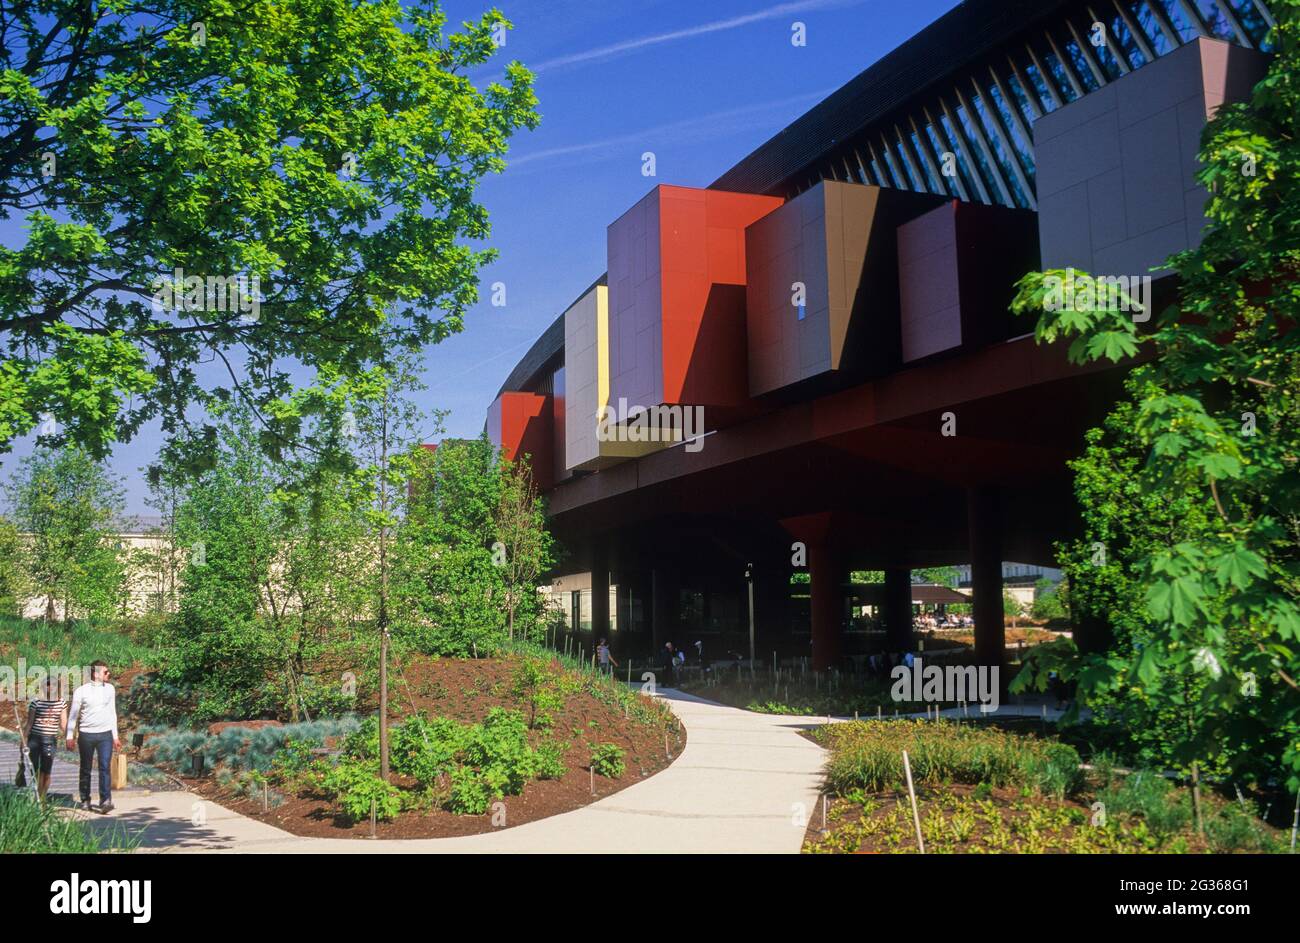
507,88,834,171
530,0,861,74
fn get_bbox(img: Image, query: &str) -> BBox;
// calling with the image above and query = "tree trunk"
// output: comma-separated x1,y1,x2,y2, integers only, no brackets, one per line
378,388,391,782
1191,760,1205,835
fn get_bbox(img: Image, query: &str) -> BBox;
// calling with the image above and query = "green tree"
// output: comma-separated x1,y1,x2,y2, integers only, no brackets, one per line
1029,577,1067,622
0,1,539,459
159,399,382,721
394,436,508,657
164,410,287,718
495,455,554,641
0,515,26,616
1011,6,1300,805
4,447,125,622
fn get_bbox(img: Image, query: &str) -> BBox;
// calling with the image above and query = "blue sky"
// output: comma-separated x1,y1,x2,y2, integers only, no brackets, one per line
3,0,962,513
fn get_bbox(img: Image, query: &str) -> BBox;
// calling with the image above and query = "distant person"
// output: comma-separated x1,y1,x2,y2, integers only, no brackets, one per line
22,677,67,802
596,638,617,676
661,642,676,686
66,661,119,813
903,651,915,669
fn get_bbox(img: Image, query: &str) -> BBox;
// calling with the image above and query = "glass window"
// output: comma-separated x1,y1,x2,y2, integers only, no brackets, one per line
1128,0,1175,55
1056,30,1102,92
921,120,961,197
985,80,1036,180
1108,9,1150,68
937,110,985,201
1192,0,1241,40
908,131,942,193
577,589,592,632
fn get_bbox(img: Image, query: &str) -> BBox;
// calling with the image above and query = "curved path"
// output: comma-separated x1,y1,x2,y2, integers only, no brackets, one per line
64,690,831,854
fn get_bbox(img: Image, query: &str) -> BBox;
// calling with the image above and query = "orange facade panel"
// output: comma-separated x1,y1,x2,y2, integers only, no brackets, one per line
486,391,554,491
607,185,782,413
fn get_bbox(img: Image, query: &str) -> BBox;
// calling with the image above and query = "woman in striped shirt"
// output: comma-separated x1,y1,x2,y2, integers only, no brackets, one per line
23,678,67,802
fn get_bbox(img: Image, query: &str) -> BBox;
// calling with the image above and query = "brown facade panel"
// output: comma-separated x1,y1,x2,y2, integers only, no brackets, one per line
898,200,1041,364
745,180,945,396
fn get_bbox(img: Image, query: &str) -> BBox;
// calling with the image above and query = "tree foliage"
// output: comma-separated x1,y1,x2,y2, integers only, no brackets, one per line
394,436,553,657
3,446,125,621
1011,6,1300,792
0,0,538,459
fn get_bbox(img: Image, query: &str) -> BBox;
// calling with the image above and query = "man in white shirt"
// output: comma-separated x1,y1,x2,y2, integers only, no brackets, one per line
65,660,120,813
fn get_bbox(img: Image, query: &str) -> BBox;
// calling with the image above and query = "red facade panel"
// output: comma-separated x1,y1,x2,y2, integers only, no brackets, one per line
607,185,782,413
487,391,554,491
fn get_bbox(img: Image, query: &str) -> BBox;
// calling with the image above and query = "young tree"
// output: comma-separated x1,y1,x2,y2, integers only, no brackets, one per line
164,410,288,719
4,447,125,623
395,436,508,658
0,1,539,459
494,456,554,641
0,515,27,616
1011,7,1300,803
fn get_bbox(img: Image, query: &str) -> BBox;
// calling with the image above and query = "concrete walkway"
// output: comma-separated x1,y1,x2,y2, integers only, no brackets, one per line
37,690,831,854
4,692,1071,853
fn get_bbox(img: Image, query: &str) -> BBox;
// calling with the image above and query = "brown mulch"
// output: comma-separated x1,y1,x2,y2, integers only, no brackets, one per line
171,653,686,839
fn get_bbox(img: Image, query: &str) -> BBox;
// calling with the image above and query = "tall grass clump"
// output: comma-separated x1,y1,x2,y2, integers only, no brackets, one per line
819,720,1082,797
0,789,139,853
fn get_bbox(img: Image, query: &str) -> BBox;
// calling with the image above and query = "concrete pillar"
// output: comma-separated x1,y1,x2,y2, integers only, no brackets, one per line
883,567,914,651
808,541,843,671
967,486,1005,675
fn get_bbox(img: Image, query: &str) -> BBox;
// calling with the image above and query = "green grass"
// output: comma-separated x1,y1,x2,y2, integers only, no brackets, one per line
0,614,157,670
818,719,1083,798
0,788,140,853
808,720,1285,854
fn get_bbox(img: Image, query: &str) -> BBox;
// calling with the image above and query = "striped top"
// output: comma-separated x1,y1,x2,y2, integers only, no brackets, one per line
27,699,64,735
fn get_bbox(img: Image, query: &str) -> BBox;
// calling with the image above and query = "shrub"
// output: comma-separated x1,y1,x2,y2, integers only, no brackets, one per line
511,657,565,729
391,714,467,786
535,739,568,780
1095,772,1189,837
447,766,494,815
461,708,538,795
321,758,402,822
590,742,626,779
141,718,359,774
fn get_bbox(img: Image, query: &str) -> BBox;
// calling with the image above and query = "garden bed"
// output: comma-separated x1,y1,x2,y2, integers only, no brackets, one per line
148,651,685,839
801,720,1285,854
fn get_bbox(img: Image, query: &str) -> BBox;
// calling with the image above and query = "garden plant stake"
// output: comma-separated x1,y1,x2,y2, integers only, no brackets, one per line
903,749,925,854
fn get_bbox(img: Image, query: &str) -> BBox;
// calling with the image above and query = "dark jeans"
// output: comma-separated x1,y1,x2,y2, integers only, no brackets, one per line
78,731,113,803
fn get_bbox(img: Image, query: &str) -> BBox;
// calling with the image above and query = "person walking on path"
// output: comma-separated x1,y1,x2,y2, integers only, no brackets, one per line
596,638,618,676
66,661,119,813
21,677,67,802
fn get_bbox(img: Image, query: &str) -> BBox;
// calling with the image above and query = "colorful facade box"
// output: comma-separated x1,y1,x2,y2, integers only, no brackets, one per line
486,390,554,491
897,200,1040,364
607,185,783,418
745,181,945,396
1035,37,1269,280
562,283,660,471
